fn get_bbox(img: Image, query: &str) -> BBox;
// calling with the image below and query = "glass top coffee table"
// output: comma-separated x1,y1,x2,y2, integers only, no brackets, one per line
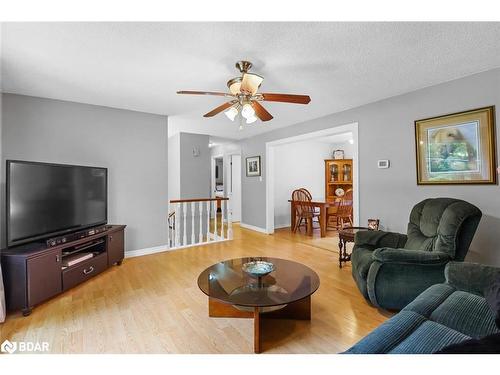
197,257,320,353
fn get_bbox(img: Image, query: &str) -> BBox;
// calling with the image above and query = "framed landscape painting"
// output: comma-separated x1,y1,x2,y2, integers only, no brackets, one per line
415,106,496,185
246,156,261,177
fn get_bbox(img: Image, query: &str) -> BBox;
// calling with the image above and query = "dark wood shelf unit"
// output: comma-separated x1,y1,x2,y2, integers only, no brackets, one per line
1,224,126,316
61,238,106,259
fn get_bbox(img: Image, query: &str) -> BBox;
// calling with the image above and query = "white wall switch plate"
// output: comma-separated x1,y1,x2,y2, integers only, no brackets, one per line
378,160,390,169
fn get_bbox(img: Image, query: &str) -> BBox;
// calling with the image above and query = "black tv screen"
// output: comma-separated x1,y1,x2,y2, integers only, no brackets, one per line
7,160,107,246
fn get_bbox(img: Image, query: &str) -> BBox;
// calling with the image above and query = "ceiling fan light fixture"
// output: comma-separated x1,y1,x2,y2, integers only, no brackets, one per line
177,60,310,124
224,105,239,121
241,73,264,95
227,77,242,96
245,115,257,124
241,103,255,119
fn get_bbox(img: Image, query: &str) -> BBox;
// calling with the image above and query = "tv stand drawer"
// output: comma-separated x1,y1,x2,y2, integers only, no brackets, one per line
62,252,108,291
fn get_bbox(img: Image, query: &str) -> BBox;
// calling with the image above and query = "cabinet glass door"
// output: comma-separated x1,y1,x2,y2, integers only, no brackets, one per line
329,163,339,182
343,164,352,182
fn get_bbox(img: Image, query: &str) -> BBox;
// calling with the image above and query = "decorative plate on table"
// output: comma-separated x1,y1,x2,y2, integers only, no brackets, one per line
242,261,275,278
335,187,345,197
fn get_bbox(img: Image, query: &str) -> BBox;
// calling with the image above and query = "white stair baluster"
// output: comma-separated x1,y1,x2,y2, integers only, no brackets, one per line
227,198,233,240
213,200,218,240
206,199,211,242
191,203,196,245
167,203,171,248
220,199,225,240
174,203,180,247
182,202,187,246
199,201,203,243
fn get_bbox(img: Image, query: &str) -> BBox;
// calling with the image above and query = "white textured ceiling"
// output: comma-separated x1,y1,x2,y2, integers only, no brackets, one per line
2,22,500,140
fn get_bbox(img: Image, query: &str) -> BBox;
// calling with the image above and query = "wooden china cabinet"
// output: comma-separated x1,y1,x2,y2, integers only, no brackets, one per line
324,159,353,201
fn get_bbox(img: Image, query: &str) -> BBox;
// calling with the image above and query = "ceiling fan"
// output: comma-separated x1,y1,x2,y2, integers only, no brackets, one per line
177,61,311,128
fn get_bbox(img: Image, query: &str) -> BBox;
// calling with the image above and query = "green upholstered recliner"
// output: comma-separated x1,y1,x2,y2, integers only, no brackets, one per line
351,198,482,310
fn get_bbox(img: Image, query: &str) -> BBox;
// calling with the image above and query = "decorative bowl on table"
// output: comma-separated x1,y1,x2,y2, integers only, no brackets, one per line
242,260,275,278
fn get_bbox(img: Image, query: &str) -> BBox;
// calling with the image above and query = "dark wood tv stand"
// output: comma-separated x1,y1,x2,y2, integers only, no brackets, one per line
1,224,126,316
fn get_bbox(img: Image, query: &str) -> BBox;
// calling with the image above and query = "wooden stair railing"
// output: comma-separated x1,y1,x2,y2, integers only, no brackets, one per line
169,197,232,248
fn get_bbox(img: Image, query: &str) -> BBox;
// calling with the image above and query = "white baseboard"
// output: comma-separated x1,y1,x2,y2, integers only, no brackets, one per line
239,222,269,234
273,223,291,230
125,238,233,258
125,244,172,258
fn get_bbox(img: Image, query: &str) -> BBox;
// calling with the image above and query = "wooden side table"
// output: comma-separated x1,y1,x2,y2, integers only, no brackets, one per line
338,227,370,268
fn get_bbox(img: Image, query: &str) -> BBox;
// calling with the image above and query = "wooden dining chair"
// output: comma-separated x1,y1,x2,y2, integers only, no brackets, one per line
290,188,313,231
326,199,341,230
299,188,321,214
291,189,320,234
336,189,354,229
290,189,312,231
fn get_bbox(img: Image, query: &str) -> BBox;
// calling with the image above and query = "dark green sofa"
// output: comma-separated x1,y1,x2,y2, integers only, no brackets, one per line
352,198,482,310
345,262,500,353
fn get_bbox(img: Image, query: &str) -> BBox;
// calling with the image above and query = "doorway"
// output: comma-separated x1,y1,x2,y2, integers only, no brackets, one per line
265,122,359,234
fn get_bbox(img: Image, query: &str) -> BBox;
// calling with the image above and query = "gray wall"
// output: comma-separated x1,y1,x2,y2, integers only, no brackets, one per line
241,68,500,266
179,132,210,199
1,94,168,252
168,134,180,200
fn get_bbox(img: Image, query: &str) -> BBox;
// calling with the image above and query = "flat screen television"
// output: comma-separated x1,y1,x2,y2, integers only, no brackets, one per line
7,160,107,247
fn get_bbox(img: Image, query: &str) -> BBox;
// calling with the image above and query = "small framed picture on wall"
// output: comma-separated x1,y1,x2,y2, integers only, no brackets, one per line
367,219,380,230
246,156,261,177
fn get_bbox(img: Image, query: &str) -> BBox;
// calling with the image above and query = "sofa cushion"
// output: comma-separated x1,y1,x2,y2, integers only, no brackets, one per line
389,320,470,354
404,199,481,258
435,332,500,354
405,198,452,251
430,290,499,338
344,311,426,354
351,247,374,279
403,284,455,317
485,276,500,329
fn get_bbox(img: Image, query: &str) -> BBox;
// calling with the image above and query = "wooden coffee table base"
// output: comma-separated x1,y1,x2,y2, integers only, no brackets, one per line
208,296,311,353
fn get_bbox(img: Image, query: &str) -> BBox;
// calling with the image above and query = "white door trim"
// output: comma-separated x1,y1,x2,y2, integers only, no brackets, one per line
227,153,242,222
265,122,359,234
211,153,223,199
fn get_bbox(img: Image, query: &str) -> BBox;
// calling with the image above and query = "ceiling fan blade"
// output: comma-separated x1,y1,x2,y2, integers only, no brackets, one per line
177,90,232,97
241,73,264,95
260,93,311,104
203,101,237,117
251,101,273,122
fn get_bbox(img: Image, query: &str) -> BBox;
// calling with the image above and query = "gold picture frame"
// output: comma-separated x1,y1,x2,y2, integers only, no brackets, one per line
415,106,497,185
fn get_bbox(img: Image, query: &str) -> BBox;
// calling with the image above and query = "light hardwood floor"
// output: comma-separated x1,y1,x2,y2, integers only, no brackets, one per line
0,224,391,354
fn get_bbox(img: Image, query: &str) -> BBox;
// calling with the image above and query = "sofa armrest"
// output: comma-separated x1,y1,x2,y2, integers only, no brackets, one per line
445,261,500,297
354,230,407,249
372,248,451,264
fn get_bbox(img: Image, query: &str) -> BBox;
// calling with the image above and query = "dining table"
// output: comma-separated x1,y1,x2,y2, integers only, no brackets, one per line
288,199,338,237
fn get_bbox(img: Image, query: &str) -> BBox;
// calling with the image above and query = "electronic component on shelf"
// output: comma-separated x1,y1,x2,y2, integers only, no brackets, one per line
46,225,108,247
